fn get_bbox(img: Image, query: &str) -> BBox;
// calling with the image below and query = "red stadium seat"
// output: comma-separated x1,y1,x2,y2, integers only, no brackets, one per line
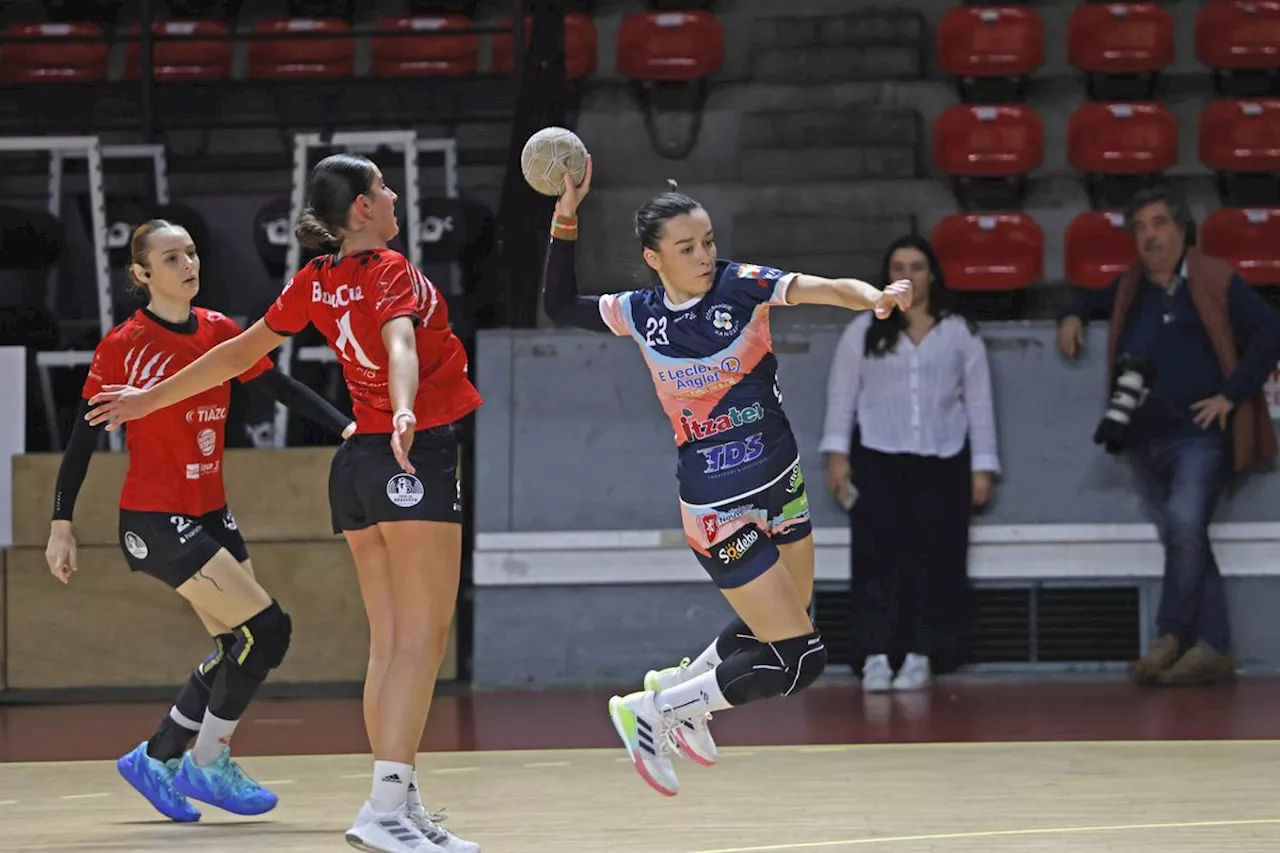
371,14,478,77
491,13,597,80
1199,98,1280,173
1200,207,1280,286
247,18,354,80
932,104,1044,177
1064,211,1138,290
0,22,108,83
1067,2,1174,76
616,11,723,83
930,213,1044,291
1196,1,1280,96
1068,101,1177,175
123,20,232,82
936,4,1045,90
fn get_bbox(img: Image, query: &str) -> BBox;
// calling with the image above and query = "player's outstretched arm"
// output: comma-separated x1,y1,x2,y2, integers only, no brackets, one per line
85,319,288,430
786,275,912,319
541,155,613,334
245,370,356,438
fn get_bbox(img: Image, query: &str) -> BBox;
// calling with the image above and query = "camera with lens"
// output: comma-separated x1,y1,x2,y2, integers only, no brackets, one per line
1093,354,1156,454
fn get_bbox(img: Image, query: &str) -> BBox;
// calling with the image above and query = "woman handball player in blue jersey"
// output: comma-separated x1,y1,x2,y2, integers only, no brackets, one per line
540,156,911,796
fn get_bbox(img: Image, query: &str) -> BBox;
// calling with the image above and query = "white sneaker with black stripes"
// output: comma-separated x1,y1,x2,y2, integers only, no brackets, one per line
346,801,444,853
608,690,680,796
408,803,480,853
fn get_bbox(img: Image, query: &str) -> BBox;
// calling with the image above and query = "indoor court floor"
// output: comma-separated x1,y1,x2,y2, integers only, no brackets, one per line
0,678,1276,852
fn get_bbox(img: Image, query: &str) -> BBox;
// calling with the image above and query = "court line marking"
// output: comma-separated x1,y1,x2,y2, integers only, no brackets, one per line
0,801,16,806
687,818,1280,853
60,793,110,801
429,767,477,775
257,779,295,786
341,773,371,779
522,761,571,768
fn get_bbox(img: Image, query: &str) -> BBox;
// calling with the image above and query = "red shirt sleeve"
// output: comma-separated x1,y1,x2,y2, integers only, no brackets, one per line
263,267,313,336
369,254,428,329
211,312,273,383
82,333,122,400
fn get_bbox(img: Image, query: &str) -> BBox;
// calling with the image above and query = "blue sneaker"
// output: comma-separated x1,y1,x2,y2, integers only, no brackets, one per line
172,748,278,816
116,741,202,822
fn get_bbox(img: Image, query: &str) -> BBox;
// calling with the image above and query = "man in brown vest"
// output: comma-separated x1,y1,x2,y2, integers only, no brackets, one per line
1057,187,1280,686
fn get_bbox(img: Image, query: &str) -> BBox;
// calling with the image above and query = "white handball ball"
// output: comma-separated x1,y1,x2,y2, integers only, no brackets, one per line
521,127,588,197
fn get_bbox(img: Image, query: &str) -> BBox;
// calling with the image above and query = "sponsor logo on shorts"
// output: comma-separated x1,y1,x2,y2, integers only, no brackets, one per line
196,428,217,457
718,527,759,565
170,515,203,546
387,473,425,508
679,402,763,443
124,531,148,559
700,514,719,543
223,510,238,532
697,432,764,475
787,466,803,494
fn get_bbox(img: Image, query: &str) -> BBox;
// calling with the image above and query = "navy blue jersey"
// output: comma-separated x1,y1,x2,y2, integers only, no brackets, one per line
597,259,800,504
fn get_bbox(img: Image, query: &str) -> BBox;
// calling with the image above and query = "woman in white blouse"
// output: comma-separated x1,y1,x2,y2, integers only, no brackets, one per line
820,234,1000,693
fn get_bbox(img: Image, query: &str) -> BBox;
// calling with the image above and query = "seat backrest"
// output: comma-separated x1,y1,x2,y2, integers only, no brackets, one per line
1068,2,1174,75
1068,101,1178,175
0,22,108,82
491,13,597,80
247,17,354,79
936,5,1044,79
932,104,1044,177
616,10,723,83
123,19,232,81
1064,210,1137,290
371,14,478,77
1198,98,1280,173
1195,0,1280,71
1200,207,1280,285
930,212,1044,291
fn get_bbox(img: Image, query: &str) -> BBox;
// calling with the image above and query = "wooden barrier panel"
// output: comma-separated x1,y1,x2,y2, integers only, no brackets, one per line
4,542,456,690
13,448,343,547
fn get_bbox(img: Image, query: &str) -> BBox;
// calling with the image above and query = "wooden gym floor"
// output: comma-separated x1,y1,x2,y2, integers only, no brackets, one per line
0,678,1277,852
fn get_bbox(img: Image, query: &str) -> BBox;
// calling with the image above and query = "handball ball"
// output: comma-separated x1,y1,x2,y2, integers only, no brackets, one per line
521,127,588,197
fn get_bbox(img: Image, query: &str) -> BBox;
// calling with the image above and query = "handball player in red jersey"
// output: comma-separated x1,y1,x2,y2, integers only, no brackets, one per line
86,156,483,853
48,220,355,823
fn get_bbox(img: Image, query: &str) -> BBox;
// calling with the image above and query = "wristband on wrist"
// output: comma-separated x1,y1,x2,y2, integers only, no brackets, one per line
393,408,416,427
551,213,579,241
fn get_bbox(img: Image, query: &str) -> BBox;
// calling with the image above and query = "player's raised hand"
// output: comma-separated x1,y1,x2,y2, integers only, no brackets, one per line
874,279,912,319
391,408,417,475
86,385,157,431
46,521,78,584
555,154,592,219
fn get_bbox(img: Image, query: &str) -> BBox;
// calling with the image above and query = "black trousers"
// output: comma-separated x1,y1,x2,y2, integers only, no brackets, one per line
848,443,972,674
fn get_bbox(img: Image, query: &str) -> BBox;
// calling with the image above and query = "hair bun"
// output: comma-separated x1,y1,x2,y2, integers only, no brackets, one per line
666,179,679,192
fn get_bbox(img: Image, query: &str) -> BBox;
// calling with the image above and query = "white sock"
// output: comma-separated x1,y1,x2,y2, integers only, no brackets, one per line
191,712,237,766
370,760,413,813
685,638,724,676
654,668,733,722
407,771,423,809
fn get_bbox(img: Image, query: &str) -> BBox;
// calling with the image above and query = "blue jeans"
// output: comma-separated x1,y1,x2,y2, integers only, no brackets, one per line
1128,433,1230,652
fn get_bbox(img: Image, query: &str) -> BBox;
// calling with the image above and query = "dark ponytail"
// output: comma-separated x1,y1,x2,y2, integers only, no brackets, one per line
634,178,702,251
295,153,377,253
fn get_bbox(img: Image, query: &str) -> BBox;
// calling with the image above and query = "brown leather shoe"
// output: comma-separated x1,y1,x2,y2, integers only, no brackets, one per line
1157,641,1236,686
1129,634,1181,684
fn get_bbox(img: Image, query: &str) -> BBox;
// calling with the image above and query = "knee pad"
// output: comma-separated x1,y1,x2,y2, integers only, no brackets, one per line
228,600,292,680
716,631,827,706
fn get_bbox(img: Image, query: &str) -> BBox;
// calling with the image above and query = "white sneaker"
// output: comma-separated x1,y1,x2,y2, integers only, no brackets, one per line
346,801,441,853
861,654,893,693
644,656,695,692
608,690,680,796
408,803,479,853
892,653,932,691
671,713,718,766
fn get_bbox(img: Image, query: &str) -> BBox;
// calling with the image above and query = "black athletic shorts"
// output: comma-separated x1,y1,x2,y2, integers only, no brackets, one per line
329,426,462,534
118,506,249,589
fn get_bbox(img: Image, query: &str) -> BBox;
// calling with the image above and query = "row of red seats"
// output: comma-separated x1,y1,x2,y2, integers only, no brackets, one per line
938,1,1279,81
932,207,1280,292
0,11,724,83
933,99,1280,179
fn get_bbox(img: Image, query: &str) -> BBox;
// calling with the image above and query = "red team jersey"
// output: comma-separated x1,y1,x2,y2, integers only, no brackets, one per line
83,307,273,516
264,249,482,433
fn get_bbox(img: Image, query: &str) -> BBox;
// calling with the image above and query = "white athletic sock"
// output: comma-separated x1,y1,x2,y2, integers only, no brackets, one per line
407,771,424,809
655,668,734,722
685,638,724,676
370,760,413,814
191,712,237,766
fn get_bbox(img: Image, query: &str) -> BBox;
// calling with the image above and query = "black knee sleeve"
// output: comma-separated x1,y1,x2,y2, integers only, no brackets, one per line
715,631,827,706
173,632,235,724
714,618,759,660
227,600,292,680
